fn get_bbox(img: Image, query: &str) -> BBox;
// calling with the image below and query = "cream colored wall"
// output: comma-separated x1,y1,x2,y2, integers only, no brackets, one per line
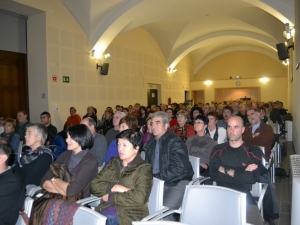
190,77,288,107
14,0,191,131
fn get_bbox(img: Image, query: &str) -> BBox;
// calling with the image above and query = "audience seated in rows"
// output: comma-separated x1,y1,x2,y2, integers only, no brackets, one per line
12,123,55,186
15,110,31,142
64,106,81,129
145,111,194,221
0,141,25,225
0,118,20,165
91,129,153,225
40,111,57,145
105,115,138,164
81,117,107,169
170,110,195,143
186,115,216,177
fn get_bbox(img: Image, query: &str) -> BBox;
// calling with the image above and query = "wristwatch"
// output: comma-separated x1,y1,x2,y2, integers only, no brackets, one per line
51,177,56,183
224,167,230,174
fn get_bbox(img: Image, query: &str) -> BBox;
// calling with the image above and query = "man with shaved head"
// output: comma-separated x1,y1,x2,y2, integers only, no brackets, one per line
210,116,266,225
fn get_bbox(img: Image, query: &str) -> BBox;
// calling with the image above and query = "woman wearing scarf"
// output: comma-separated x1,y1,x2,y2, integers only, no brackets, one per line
170,110,195,143
12,123,55,186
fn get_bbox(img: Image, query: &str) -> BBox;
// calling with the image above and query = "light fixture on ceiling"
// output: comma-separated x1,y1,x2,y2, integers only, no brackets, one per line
260,77,269,83
204,80,212,85
282,59,289,66
283,23,295,40
104,53,111,59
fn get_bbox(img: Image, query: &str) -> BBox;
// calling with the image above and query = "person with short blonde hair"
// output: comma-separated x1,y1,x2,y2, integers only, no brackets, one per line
170,110,195,142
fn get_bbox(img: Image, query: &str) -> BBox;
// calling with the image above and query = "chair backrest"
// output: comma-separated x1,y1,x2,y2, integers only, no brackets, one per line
188,155,200,179
148,177,165,214
273,123,280,134
132,222,189,225
17,141,23,160
73,206,107,225
140,151,146,160
15,196,34,225
180,185,247,225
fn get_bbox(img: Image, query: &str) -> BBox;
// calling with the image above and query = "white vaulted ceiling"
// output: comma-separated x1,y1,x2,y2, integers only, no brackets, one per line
61,0,294,73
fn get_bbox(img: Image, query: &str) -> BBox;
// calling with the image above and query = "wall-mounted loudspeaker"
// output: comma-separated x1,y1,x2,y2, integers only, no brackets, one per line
96,63,109,75
276,43,289,60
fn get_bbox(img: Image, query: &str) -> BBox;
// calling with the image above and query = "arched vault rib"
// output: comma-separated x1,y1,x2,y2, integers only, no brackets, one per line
167,30,278,69
194,46,279,74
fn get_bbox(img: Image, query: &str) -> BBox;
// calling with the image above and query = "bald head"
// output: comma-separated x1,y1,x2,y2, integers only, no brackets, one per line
80,117,96,134
227,116,245,146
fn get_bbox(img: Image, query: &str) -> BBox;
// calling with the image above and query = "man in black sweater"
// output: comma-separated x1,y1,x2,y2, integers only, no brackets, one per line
210,116,267,225
0,141,25,225
40,111,57,145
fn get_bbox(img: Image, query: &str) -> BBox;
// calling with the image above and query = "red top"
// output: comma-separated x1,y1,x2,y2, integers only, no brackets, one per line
170,124,195,139
64,114,82,127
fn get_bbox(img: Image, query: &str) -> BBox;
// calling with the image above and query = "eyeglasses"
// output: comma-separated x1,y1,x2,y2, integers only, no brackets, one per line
193,121,204,125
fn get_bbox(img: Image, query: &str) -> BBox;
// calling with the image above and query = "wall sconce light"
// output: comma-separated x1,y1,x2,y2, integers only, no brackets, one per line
168,68,177,73
260,77,269,83
204,80,212,85
282,59,289,66
104,53,111,59
283,23,295,40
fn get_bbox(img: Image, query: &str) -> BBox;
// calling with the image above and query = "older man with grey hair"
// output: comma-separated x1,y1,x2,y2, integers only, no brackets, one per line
105,111,125,146
145,111,194,221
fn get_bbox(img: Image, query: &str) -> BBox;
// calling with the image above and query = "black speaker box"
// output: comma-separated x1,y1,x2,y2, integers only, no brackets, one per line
276,43,289,60
100,63,109,75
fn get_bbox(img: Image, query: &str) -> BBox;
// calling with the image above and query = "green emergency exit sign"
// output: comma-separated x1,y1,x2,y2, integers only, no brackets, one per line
63,76,70,83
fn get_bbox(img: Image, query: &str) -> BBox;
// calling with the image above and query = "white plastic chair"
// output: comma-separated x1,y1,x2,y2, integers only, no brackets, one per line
73,206,107,225
145,185,250,225
15,196,34,225
188,155,200,180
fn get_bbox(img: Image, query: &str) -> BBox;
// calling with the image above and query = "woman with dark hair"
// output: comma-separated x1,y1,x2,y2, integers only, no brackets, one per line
166,108,177,127
205,111,227,144
170,110,195,142
186,115,216,176
104,115,138,164
13,123,55,186
97,108,114,135
137,106,148,127
41,124,98,198
91,129,153,225
189,106,204,125
141,117,154,150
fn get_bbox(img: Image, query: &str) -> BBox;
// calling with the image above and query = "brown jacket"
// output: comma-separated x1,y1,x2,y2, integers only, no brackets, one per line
242,122,274,160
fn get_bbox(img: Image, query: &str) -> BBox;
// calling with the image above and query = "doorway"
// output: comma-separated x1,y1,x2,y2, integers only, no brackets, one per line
147,89,158,107
0,50,29,118
192,90,205,106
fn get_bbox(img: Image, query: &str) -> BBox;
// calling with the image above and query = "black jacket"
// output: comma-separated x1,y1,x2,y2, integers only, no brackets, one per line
145,131,194,186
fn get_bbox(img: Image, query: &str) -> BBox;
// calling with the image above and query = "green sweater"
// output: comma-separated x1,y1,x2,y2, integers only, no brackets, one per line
91,155,153,225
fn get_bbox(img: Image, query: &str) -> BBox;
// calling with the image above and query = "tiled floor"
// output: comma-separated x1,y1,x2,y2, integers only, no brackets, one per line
272,141,294,225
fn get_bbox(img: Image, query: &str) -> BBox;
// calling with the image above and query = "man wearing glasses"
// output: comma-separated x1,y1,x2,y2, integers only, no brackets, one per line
145,111,194,221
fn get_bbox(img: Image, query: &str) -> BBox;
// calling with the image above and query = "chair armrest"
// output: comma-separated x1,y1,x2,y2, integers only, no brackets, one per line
257,184,268,210
150,209,181,221
76,196,102,206
141,207,169,221
189,176,209,185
